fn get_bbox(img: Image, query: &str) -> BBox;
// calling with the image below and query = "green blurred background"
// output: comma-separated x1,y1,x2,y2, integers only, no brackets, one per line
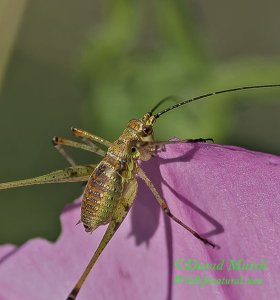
0,0,279,245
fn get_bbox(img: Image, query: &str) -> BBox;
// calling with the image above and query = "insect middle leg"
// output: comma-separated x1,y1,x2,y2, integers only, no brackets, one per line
71,127,112,148
137,166,216,248
52,136,106,166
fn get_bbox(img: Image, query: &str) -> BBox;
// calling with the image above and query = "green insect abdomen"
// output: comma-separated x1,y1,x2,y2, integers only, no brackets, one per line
81,160,124,232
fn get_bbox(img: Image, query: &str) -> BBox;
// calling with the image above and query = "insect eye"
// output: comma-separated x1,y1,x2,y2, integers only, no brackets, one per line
131,146,137,153
143,126,153,136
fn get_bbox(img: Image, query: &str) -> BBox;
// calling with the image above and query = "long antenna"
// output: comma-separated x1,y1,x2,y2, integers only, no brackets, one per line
148,96,181,115
154,84,280,119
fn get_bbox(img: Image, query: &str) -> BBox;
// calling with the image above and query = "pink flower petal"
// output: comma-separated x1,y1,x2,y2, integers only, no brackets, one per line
0,143,279,300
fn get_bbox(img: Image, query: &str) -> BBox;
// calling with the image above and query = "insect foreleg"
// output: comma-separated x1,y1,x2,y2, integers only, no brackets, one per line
185,138,214,143
67,180,138,300
138,138,214,157
52,137,106,166
71,127,112,148
137,166,216,248
0,164,96,190
150,138,214,149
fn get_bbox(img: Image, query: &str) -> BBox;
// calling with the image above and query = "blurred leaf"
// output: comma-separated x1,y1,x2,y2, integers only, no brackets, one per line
80,1,280,147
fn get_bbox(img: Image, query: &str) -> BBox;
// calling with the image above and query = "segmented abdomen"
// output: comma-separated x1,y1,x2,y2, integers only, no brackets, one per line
81,160,123,231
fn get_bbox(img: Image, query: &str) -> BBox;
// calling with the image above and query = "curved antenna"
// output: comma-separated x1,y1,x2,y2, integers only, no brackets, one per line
154,84,280,119
148,96,181,115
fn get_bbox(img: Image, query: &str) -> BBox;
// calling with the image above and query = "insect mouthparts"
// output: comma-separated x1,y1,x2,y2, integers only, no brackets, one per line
83,224,91,232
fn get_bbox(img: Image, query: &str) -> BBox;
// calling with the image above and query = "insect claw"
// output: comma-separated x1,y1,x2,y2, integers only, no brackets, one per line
76,220,82,226
205,240,217,249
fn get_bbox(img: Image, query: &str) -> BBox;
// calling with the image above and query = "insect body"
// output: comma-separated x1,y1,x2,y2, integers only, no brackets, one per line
0,84,280,299
81,116,155,233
